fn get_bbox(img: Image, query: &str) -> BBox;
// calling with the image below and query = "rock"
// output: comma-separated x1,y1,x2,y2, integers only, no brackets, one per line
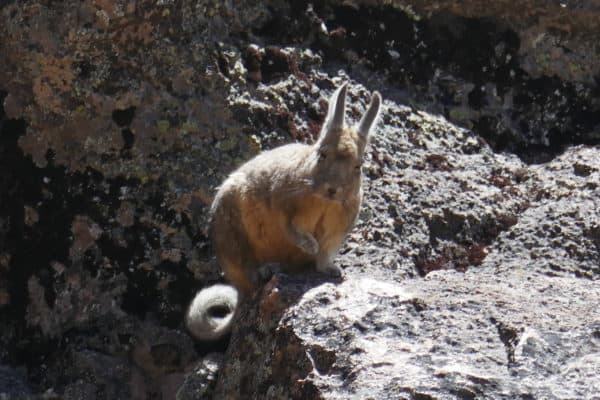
176,353,223,400
212,98,600,399
0,365,34,400
217,272,599,399
0,0,599,399
484,146,600,279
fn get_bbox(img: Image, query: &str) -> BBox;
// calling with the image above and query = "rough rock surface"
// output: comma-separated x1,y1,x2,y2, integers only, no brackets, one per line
215,273,599,399
210,98,600,400
0,1,599,399
0,365,33,400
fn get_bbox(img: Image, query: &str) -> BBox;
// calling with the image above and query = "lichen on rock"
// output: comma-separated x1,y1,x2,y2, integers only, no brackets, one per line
0,0,599,399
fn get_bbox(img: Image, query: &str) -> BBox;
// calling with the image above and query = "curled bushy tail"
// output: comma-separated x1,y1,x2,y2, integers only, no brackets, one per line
185,284,238,341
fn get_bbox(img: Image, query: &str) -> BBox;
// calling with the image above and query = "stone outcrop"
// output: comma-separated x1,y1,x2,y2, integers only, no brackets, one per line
0,1,598,399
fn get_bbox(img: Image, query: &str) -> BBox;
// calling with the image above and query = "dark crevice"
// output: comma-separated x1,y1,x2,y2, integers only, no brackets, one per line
74,60,93,79
121,128,135,151
0,116,66,322
490,317,521,366
0,96,201,384
0,92,70,373
112,106,136,127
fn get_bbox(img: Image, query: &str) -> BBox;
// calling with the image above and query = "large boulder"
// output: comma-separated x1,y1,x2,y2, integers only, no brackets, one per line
0,1,598,398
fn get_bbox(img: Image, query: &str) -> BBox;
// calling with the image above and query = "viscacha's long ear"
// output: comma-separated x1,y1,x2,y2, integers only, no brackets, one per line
321,82,348,136
357,91,381,139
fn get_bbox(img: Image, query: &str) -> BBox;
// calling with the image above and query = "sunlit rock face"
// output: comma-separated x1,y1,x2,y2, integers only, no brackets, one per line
1,1,599,399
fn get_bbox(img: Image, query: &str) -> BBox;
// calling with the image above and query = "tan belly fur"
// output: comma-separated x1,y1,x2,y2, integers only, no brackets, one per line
240,194,351,269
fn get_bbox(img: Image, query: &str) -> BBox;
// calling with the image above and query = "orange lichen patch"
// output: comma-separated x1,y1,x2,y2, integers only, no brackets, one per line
194,189,214,207
86,92,118,115
170,193,192,217
19,114,117,169
134,21,154,46
24,205,39,226
3,93,25,119
111,20,155,47
117,201,136,227
171,68,196,96
27,24,59,54
160,248,182,263
157,223,178,238
69,215,103,260
92,0,139,29
93,0,119,17
26,277,52,333
172,189,213,218
65,29,104,60
31,54,74,114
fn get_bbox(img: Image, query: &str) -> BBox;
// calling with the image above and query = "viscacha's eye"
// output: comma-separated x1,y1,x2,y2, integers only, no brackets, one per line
319,151,327,160
355,164,362,171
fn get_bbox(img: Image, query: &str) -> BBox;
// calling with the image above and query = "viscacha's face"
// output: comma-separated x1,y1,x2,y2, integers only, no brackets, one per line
311,127,365,203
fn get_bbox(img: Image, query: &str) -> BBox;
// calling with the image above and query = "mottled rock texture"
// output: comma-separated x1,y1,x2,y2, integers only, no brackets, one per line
0,1,599,399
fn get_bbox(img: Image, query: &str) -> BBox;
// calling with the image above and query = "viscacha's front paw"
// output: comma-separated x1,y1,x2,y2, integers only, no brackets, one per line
316,259,342,276
297,234,319,255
